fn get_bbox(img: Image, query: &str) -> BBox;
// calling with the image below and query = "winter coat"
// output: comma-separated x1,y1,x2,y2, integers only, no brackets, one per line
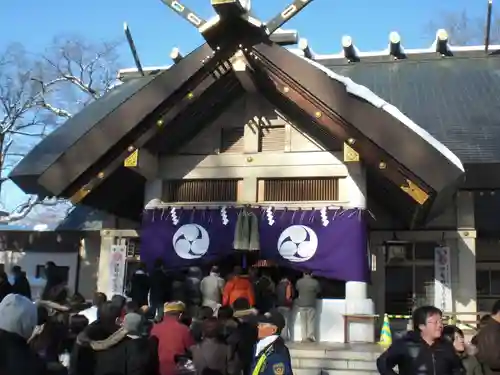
191,337,239,375
461,354,484,375
475,318,500,375
227,310,258,375
13,274,32,300
150,269,169,305
0,329,47,375
151,315,195,375
377,331,464,375
200,273,225,309
0,279,12,302
70,321,159,375
222,276,255,307
186,268,202,306
129,270,150,307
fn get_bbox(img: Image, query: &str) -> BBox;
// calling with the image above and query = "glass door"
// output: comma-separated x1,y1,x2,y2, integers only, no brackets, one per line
385,242,436,315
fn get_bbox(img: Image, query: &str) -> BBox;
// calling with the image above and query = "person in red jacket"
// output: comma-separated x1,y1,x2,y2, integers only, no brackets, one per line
222,267,255,307
151,301,195,375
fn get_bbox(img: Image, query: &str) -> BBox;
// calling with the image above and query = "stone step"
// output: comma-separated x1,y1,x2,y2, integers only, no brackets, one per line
290,349,381,361
292,358,377,371
294,369,378,375
289,344,382,362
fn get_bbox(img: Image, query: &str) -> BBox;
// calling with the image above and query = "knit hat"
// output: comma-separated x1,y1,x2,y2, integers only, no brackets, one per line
123,313,145,336
164,301,186,313
0,294,37,339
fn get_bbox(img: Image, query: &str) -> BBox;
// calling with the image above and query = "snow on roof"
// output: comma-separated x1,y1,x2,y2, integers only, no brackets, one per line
296,53,464,171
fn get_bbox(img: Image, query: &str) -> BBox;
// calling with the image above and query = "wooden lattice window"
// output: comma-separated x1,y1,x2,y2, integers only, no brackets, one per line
259,126,286,152
163,179,239,202
258,177,339,202
220,127,244,153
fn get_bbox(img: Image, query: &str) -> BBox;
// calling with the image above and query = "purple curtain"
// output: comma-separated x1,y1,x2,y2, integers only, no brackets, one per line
259,208,369,282
141,207,237,270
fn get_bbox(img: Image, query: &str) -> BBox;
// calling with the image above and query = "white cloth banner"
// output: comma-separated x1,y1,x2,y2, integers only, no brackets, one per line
108,245,127,297
434,246,453,312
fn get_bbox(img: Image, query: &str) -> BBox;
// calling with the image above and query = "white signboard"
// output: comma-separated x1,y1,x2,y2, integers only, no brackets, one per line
434,246,453,312
108,245,127,297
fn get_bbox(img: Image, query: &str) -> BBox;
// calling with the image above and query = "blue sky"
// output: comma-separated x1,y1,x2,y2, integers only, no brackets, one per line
0,0,490,212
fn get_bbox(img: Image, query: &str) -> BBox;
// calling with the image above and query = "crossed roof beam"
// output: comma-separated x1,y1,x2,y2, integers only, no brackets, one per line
161,0,312,44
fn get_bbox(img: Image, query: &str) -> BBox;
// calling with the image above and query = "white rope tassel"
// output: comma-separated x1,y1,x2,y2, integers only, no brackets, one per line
266,207,275,226
221,206,229,225
320,207,329,227
170,207,179,226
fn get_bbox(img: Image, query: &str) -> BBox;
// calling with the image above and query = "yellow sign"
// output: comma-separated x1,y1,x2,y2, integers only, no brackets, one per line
400,179,429,205
124,149,138,168
343,143,360,162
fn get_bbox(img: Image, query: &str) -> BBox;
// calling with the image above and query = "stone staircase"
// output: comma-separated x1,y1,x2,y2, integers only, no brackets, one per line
289,343,382,375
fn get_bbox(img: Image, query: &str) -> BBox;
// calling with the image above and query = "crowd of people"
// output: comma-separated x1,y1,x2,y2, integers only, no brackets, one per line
6,259,500,375
0,261,307,375
129,262,321,343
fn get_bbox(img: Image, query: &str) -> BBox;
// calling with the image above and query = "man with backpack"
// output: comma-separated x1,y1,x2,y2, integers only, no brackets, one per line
275,276,294,341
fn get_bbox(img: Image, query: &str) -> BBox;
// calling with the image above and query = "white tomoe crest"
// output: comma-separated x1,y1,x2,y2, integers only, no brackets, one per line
277,225,318,262
172,224,210,259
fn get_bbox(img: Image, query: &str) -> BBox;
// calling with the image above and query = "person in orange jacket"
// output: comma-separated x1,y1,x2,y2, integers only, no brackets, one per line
222,266,255,307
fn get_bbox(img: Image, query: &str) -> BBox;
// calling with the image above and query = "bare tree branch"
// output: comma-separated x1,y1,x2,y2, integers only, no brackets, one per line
33,35,122,117
0,196,65,224
426,9,500,45
0,35,122,224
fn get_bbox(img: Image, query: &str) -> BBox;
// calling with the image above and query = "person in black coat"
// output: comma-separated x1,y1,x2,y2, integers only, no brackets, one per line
249,310,293,375
12,266,32,300
377,305,464,375
41,262,68,303
0,272,12,302
149,259,169,321
128,263,150,307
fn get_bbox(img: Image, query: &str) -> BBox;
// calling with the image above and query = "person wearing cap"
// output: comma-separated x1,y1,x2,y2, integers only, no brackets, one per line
151,301,195,375
250,310,293,375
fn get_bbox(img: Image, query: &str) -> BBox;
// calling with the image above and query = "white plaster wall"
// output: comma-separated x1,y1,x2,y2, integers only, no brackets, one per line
77,233,101,300
1,251,78,294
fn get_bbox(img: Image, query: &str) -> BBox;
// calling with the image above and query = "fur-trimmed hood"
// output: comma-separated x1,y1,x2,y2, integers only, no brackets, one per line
233,308,258,318
76,323,130,351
